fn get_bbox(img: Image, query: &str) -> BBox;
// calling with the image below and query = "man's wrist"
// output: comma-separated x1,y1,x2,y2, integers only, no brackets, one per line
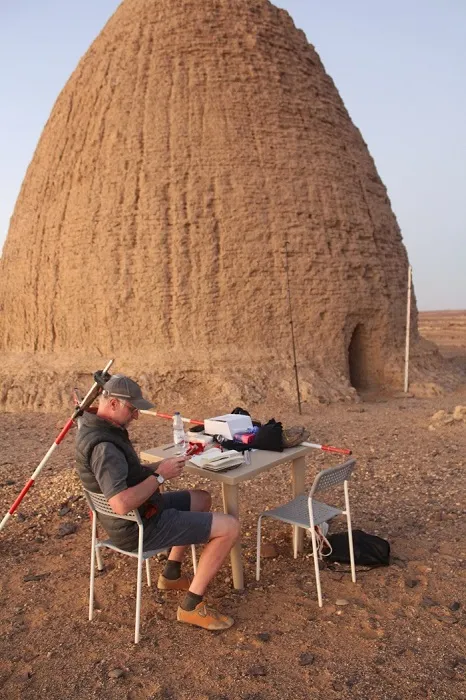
153,471,165,485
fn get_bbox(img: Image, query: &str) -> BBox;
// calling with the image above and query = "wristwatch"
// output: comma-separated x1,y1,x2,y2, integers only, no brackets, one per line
154,472,165,485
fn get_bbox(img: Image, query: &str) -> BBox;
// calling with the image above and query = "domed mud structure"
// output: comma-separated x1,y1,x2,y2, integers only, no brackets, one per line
0,0,459,410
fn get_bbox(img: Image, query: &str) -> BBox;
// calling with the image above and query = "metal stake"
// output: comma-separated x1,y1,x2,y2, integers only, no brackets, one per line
284,241,302,414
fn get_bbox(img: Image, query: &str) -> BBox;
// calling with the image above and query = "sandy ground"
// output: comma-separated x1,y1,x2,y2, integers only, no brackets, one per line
0,311,465,700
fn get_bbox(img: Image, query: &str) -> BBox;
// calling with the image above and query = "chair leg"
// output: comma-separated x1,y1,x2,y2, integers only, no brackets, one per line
191,544,197,574
309,517,323,607
95,546,104,571
344,481,356,583
256,515,263,581
135,530,144,644
293,526,299,559
92,517,104,570
145,559,151,587
89,513,97,621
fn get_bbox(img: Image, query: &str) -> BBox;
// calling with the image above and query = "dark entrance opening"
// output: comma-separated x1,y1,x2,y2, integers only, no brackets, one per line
348,323,370,390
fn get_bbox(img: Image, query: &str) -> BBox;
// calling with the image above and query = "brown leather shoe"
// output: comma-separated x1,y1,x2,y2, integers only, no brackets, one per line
177,601,234,631
157,574,191,591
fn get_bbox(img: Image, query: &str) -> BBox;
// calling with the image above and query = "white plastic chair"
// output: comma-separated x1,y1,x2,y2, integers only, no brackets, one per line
256,458,357,607
84,489,197,643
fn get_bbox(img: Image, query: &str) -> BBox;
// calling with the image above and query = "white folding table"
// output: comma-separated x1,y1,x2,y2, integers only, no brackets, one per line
140,443,315,589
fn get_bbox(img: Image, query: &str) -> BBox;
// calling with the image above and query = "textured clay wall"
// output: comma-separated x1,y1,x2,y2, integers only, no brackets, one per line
1,0,457,410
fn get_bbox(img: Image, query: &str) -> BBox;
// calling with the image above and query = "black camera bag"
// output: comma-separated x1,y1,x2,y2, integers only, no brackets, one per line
326,529,390,567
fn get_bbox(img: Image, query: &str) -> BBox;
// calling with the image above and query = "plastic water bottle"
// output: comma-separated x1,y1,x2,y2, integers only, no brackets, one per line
173,412,186,454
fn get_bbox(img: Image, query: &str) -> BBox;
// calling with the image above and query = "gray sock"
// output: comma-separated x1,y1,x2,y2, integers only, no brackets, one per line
163,560,182,580
181,591,203,611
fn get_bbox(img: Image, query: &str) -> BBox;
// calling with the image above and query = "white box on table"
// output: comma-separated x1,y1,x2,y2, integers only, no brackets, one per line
203,414,253,439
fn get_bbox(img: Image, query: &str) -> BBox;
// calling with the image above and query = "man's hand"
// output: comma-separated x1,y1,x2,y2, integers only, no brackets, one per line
156,456,187,480
108,455,188,515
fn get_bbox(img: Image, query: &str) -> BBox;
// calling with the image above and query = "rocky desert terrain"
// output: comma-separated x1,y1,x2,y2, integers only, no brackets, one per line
0,310,465,700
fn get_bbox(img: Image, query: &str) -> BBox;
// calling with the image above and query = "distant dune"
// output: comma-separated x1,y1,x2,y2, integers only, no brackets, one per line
419,310,466,360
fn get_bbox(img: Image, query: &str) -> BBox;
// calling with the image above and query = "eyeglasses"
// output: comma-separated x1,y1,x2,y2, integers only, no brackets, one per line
118,399,139,416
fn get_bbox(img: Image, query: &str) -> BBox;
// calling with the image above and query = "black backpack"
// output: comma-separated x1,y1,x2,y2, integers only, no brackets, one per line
326,529,390,567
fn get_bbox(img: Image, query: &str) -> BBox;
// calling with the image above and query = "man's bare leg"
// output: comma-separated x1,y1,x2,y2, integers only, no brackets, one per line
166,491,239,591
188,513,240,595
177,512,240,630
158,488,240,630
167,489,211,563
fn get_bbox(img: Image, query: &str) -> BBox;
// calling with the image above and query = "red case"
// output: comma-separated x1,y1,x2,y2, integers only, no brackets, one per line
233,432,256,445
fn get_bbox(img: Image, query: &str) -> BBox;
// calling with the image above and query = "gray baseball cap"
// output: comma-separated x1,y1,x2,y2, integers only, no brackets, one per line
103,374,155,410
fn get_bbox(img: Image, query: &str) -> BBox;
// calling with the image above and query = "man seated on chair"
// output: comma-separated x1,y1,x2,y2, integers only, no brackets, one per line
75,374,239,631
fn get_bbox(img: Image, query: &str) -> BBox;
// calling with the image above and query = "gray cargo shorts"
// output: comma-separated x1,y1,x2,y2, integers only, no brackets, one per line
143,490,213,551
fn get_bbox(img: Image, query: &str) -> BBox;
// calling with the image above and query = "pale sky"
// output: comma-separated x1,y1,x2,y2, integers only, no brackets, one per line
0,0,464,310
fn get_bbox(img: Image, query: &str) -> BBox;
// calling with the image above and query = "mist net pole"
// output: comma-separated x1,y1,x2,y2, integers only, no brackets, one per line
404,265,412,393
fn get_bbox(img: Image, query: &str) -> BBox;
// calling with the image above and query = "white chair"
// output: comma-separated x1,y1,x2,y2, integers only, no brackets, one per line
256,458,357,607
84,489,197,643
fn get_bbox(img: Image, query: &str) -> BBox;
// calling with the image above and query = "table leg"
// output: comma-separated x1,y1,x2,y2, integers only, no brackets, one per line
292,456,307,554
221,483,244,590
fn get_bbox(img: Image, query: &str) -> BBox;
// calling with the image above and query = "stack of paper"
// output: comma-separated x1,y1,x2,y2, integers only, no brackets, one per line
189,448,244,472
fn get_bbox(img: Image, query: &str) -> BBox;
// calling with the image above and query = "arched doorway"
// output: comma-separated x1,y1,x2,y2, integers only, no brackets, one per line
348,323,372,391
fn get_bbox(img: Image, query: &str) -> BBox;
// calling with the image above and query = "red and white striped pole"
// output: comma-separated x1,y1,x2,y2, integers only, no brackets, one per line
0,359,114,533
301,441,351,456
141,410,203,426
140,410,352,455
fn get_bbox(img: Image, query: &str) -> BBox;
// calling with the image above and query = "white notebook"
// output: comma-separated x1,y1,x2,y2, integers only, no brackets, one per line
189,448,244,472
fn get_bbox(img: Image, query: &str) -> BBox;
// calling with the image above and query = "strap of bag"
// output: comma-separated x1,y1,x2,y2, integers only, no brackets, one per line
310,525,333,560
